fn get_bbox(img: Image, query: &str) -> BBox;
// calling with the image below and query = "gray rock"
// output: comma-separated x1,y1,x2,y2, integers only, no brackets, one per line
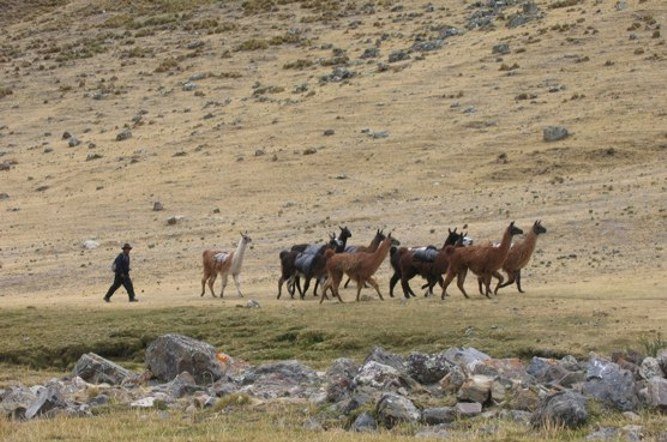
25,385,66,419
439,364,466,393
458,375,493,404
407,352,453,384
73,353,133,385
656,348,667,374
376,392,420,429
473,358,530,383
155,372,204,398
560,355,582,372
527,356,569,384
422,407,456,425
443,347,491,372
388,50,410,63
646,377,667,410
240,360,319,399
245,299,260,308
455,401,482,417
412,40,443,52
350,411,377,432
354,361,416,391
116,129,132,142
88,394,109,407
68,137,81,147
543,126,569,142
558,371,586,388
621,425,643,442
182,82,197,91
640,357,664,380
582,358,639,411
0,386,37,419
586,427,618,440
532,391,588,429
364,346,405,372
320,67,355,83
360,48,380,59
145,334,225,385
0,192,8,200
501,409,532,425
326,358,360,381
82,240,100,250
492,43,510,54
189,72,207,81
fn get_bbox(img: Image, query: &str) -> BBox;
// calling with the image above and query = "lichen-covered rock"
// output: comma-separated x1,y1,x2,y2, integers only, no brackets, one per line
145,334,225,385
350,411,378,432
73,353,134,385
640,357,664,380
0,386,37,419
422,407,457,425
458,375,493,404
455,401,482,417
364,346,406,373
376,392,420,429
646,377,667,411
582,358,639,411
527,357,569,384
443,347,491,372
354,361,416,391
407,352,453,384
239,360,320,399
25,385,66,419
473,358,530,383
532,391,588,429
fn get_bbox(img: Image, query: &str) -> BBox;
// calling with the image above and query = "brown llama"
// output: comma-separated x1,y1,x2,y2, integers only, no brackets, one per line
484,220,547,295
342,229,386,288
320,232,395,303
200,232,252,298
441,221,523,299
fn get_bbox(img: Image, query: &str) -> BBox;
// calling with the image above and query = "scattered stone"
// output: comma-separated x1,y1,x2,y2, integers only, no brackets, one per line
323,129,335,136
0,386,37,419
145,334,225,385
153,201,164,211
0,192,8,200
320,67,355,83
116,129,132,142
583,358,639,411
473,358,529,383
350,411,378,432
640,357,664,380
492,43,511,55
364,347,405,372
443,347,491,372
68,137,81,147
458,375,493,404
422,407,457,425
354,361,412,391
439,365,466,393
167,215,184,225
182,82,197,91
189,72,207,81
407,352,453,384
543,126,569,142
82,240,99,250
376,392,420,429
532,391,588,429
25,385,66,419
527,357,570,384
245,299,260,308
73,353,133,385
455,401,482,417
86,153,102,161
360,48,380,59
155,372,204,398
412,40,443,52
240,360,318,399
388,50,410,63
254,148,265,157
646,377,667,410
370,130,389,139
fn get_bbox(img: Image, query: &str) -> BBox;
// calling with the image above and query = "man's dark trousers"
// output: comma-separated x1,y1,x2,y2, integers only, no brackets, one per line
105,274,136,300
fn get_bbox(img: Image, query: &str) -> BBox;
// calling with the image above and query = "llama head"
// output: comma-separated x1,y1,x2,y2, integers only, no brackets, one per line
338,226,352,241
508,221,523,236
374,228,387,243
385,231,400,246
461,232,474,246
240,231,252,244
444,227,463,246
533,220,547,235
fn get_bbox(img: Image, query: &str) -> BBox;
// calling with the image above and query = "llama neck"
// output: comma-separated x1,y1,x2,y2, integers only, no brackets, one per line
497,225,514,256
521,230,538,255
231,239,247,273
367,238,391,273
368,235,382,252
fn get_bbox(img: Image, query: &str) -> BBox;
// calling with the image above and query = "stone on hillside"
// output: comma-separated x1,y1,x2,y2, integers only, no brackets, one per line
320,67,355,83
0,386,37,419
182,82,197,91
657,348,667,373
646,377,667,410
82,240,99,250
422,407,457,425
407,352,453,384
350,411,378,432
324,358,359,402
116,129,132,142
189,72,207,81
458,375,493,404
388,50,410,63
582,357,639,411
439,364,466,393
240,360,319,398
455,401,482,417
640,357,664,380
360,48,380,59
145,334,225,385
166,215,184,225
532,391,587,429
492,43,510,54
376,392,420,429
543,126,569,142
507,387,540,412
154,372,204,398
153,201,164,211
473,358,530,383
0,192,8,200
443,347,491,372
354,361,417,392
68,136,81,147
25,385,66,419
73,353,133,385
527,357,569,384
364,346,405,372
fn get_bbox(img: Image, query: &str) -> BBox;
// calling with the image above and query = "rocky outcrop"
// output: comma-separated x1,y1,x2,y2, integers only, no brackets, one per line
145,334,225,385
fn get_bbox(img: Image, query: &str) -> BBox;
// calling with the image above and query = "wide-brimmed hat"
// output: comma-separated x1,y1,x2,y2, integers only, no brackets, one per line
121,243,133,250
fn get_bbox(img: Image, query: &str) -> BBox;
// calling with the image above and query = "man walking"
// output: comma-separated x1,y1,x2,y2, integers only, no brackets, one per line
104,243,138,303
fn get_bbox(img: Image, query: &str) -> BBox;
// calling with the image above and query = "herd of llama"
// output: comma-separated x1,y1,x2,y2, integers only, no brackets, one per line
200,221,547,303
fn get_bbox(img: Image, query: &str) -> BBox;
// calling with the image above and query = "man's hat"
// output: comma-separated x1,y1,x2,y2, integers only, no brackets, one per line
122,243,133,250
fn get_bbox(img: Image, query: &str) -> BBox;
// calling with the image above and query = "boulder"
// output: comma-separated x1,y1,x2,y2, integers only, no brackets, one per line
354,361,416,391
0,386,37,419
145,334,225,385
582,358,639,411
507,387,540,412
640,357,664,380
458,375,493,404
421,407,457,425
443,347,491,372
350,411,378,433
492,43,510,55
657,348,667,374
407,352,453,384
439,364,466,393
646,377,667,411
154,372,204,398
25,385,66,419
543,126,569,142
73,353,134,385
376,392,420,429
473,358,530,383
239,360,319,399
532,391,588,429
364,346,406,372
527,357,570,384
455,401,482,417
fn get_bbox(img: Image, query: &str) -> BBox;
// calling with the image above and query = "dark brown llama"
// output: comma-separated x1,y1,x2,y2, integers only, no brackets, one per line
441,221,523,299
320,233,395,303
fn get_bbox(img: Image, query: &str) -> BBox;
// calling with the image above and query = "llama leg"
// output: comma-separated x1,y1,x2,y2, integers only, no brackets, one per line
201,271,209,297
219,274,228,298
301,277,311,300
492,270,505,295
208,274,218,297
332,273,344,303
313,278,320,297
277,276,284,299
496,271,515,291
477,276,486,296
441,271,457,300
516,270,524,293
400,275,415,299
319,277,332,303
367,277,383,300
355,279,363,302
456,270,470,299
233,273,243,298
389,272,400,297
343,277,351,289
